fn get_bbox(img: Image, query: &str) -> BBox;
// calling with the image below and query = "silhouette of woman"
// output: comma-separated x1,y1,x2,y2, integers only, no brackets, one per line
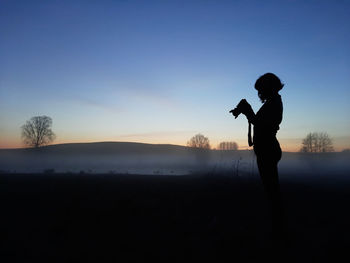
231,73,284,233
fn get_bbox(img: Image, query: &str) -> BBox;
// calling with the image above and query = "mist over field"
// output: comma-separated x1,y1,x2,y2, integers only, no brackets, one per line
2,142,350,262
1,142,349,178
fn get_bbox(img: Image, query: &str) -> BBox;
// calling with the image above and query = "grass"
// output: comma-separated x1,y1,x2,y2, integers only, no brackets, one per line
1,173,350,262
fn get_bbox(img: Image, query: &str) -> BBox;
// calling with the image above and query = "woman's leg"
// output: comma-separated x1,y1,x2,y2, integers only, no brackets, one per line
257,157,280,202
257,157,284,237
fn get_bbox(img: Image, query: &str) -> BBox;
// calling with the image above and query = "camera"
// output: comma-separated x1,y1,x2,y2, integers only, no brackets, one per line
229,99,248,119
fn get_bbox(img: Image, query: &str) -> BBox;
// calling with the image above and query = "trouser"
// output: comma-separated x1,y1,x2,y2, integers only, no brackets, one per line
256,156,282,212
255,144,284,237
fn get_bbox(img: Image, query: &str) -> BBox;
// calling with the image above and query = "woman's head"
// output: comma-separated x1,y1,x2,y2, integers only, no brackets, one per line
255,73,284,102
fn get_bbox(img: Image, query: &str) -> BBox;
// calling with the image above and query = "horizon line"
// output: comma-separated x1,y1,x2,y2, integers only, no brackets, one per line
0,140,347,153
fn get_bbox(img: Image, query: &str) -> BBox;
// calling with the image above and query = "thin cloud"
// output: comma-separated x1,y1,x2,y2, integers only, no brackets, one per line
71,96,124,114
118,85,180,111
118,130,194,138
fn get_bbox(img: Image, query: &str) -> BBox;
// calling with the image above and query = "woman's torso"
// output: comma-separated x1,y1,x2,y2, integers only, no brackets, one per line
253,94,283,157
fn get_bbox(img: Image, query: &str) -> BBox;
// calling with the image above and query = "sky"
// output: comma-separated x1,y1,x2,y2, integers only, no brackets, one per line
1,0,350,151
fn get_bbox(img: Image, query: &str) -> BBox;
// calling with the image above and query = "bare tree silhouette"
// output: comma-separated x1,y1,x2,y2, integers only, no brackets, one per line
21,116,56,148
300,132,334,153
187,133,210,149
217,141,238,150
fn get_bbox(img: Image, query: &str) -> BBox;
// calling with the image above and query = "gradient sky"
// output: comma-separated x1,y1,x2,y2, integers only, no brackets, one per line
1,0,350,151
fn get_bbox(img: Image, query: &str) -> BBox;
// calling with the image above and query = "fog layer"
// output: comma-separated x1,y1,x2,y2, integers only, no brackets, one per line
0,142,349,177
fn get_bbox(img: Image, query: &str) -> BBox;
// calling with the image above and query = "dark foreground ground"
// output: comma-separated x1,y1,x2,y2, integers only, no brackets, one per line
1,173,350,262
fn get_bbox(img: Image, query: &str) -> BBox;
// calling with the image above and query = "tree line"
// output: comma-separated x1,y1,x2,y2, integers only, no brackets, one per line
300,132,334,153
186,134,238,150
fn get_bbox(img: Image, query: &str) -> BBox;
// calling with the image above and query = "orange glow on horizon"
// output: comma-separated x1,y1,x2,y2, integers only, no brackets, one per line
1,134,348,152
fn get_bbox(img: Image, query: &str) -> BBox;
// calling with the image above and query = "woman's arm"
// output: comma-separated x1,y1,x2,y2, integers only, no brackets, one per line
248,97,283,129
243,105,256,124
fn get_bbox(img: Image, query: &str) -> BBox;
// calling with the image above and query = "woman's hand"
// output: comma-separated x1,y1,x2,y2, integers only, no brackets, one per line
238,99,252,115
238,99,255,123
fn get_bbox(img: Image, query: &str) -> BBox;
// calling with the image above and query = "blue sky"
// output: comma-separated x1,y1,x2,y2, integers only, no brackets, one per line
1,0,350,151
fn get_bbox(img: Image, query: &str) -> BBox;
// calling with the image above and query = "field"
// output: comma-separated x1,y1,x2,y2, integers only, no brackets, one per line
2,172,350,262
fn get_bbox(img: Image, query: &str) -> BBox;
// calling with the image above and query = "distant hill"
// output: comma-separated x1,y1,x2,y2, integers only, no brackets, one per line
0,142,191,155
